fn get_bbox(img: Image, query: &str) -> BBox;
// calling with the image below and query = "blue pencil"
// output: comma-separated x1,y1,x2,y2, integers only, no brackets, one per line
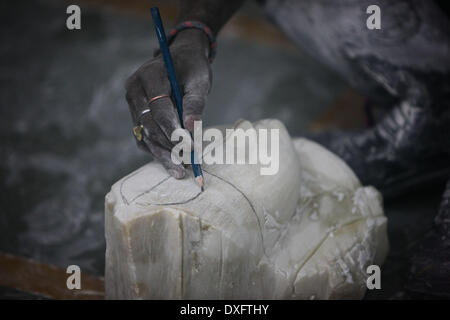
150,7,204,191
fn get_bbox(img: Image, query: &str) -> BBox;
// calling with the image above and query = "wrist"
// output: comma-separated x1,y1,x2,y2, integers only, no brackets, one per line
171,29,209,54
167,22,217,63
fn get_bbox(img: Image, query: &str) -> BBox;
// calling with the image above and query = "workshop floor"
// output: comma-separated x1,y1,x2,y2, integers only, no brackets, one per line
0,0,445,299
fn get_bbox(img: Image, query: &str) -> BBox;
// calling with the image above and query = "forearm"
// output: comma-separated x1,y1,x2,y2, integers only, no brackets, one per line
176,0,246,35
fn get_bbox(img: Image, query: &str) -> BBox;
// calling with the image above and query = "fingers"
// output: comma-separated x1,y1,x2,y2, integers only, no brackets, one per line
137,61,192,140
137,60,172,103
182,94,207,133
141,114,187,179
140,113,175,151
176,51,211,134
125,76,151,152
182,71,210,133
149,97,185,144
143,135,186,179
125,72,186,179
125,75,148,124
125,51,211,179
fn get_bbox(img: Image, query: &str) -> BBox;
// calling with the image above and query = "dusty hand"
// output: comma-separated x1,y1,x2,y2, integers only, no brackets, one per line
125,29,211,179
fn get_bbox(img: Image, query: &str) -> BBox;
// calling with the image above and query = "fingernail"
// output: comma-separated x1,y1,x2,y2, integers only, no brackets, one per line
185,118,194,133
185,115,201,133
168,168,185,179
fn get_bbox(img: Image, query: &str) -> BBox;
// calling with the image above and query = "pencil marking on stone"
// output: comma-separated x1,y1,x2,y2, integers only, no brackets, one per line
203,169,267,257
119,165,266,256
129,175,171,204
119,167,148,205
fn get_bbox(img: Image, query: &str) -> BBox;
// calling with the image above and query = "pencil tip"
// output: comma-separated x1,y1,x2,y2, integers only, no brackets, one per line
195,176,205,191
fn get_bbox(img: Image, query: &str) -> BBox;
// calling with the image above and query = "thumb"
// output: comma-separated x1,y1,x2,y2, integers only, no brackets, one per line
182,94,206,134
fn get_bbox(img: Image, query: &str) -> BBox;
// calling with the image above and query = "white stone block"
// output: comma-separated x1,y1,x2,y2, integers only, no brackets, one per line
105,119,388,299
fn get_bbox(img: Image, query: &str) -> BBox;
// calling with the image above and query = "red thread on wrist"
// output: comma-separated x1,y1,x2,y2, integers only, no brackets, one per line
166,21,217,63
